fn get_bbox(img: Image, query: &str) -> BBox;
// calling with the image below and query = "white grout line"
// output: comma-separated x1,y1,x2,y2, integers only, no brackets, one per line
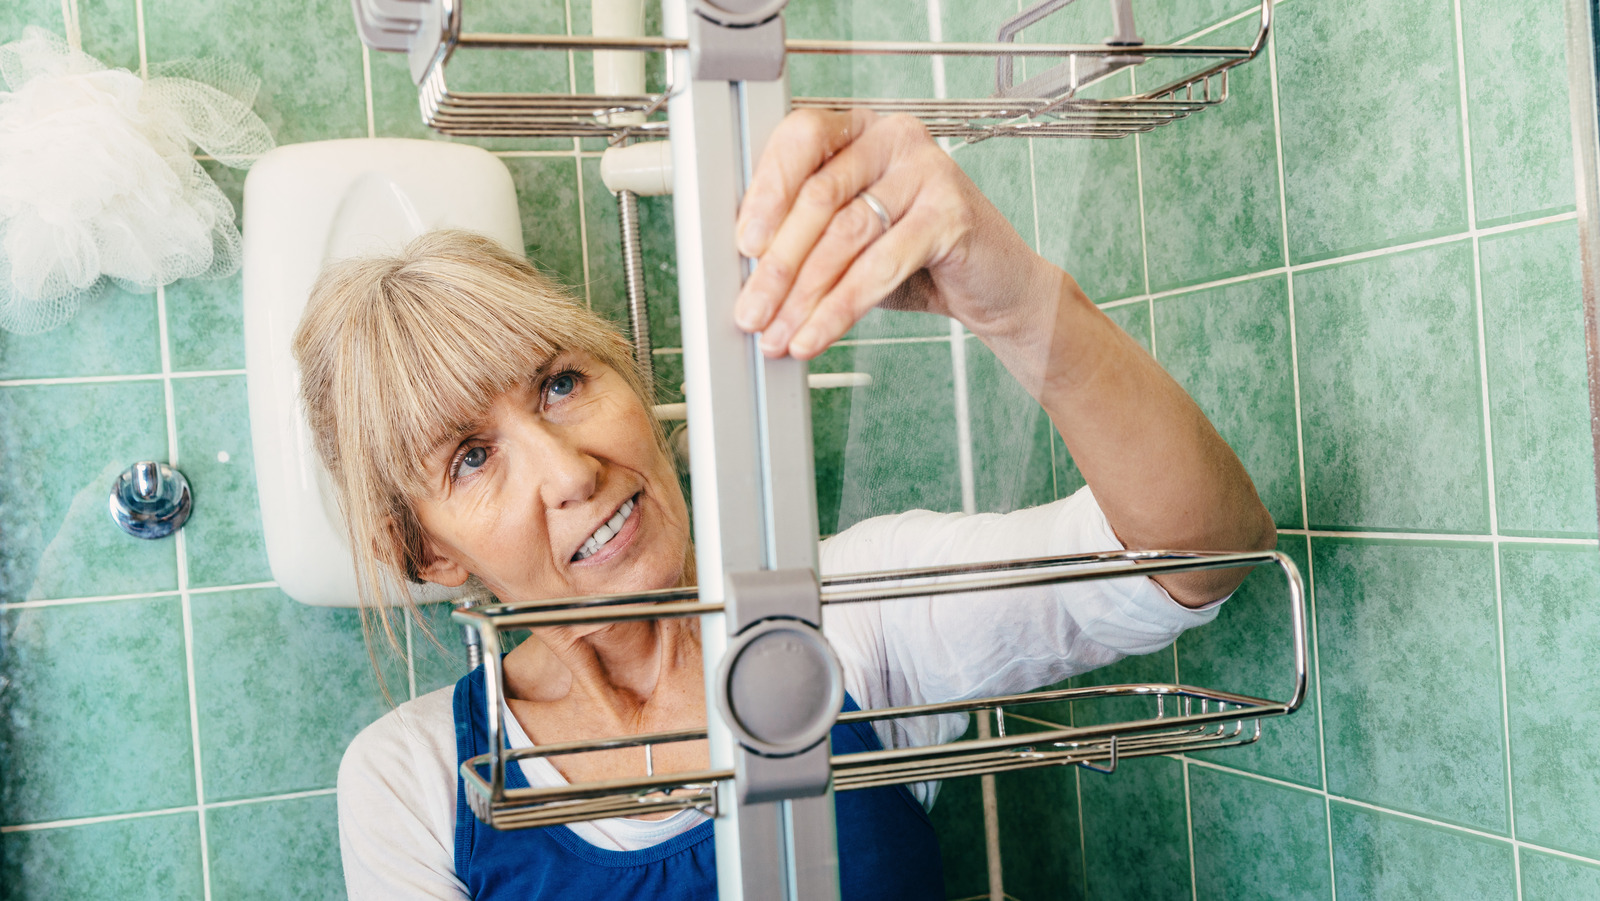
1182,758,1198,901
1274,528,1598,546
362,43,377,139
132,0,148,80
0,582,279,612
1,789,339,834
1175,755,1600,872
0,369,247,389
494,149,608,158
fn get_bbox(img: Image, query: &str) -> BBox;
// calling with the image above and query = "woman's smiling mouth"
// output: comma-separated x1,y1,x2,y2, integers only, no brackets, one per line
572,494,639,563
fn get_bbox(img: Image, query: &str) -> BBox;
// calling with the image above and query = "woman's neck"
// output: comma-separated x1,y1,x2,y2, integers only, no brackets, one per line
505,619,702,716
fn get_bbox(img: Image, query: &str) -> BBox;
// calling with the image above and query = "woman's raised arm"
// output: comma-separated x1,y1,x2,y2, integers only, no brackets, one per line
732,109,1275,606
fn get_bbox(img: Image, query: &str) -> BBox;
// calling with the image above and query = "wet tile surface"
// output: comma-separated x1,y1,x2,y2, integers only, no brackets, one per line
1294,243,1488,533
966,339,1056,514
1033,130,1147,303
1,597,194,824
1313,539,1507,833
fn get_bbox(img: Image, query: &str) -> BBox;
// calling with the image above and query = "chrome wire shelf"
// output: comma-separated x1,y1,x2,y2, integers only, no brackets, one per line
456,548,1307,831
401,0,1269,142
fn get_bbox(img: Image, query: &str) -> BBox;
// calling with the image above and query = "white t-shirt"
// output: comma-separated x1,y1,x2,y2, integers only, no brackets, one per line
338,488,1222,899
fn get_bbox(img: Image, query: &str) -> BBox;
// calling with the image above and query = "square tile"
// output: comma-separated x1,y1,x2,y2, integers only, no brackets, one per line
1,597,195,824
0,382,177,603
1500,545,1600,859
1153,274,1301,528
927,732,989,900
1459,0,1576,226
1313,538,1508,832
636,193,682,346
1480,222,1597,538
165,272,245,374
1133,0,1260,45
580,158,627,330
1033,125,1146,303
1139,17,1284,293
1520,850,1600,901
77,0,139,73
966,338,1056,514
786,0,934,101
505,157,587,295
808,340,961,535
1275,0,1468,262
172,376,272,588
1079,756,1190,900
411,600,471,697
143,0,367,145
939,0,1019,102
0,286,160,380
1054,301,1151,497
1,2,66,41
1181,535,1322,788
0,814,203,901
954,139,1037,250
207,794,343,900
1189,766,1332,901
996,763,1084,901
1295,242,1489,533
191,587,395,801
1329,802,1516,899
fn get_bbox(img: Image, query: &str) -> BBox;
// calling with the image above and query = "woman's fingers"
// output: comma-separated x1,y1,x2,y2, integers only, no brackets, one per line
736,109,877,259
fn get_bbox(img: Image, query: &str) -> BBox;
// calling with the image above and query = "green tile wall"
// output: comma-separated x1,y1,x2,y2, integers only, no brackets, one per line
4,0,1597,898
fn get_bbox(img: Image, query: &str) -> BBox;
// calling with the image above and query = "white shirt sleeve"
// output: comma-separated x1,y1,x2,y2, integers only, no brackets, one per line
820,486,1223,777
338,687,468,901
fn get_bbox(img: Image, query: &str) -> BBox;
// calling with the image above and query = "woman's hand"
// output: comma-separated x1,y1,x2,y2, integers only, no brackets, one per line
733,109,1050,360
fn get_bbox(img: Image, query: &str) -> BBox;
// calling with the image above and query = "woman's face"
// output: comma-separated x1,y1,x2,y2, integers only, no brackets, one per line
409,350,690,603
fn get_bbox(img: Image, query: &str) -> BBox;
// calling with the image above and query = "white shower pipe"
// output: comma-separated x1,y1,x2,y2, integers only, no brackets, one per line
654,373,875,420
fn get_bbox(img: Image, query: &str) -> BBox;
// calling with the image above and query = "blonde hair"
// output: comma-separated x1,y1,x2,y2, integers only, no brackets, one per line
292,230,665,679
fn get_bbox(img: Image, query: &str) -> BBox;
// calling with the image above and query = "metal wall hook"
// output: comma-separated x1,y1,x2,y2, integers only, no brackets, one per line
109,461,192,539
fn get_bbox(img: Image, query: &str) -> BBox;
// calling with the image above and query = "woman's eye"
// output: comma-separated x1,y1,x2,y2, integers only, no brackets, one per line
547,372,578,400
454,445,489,479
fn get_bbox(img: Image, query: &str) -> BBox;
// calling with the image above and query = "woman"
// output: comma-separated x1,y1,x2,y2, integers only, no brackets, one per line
309,110,1275,900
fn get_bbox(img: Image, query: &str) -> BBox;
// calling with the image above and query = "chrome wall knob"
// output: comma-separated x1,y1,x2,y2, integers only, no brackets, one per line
109,462,192,539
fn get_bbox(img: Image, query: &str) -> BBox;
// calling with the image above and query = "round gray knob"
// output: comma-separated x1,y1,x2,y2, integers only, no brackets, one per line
715,618,843,757
692,0,787,27
109,462,192,539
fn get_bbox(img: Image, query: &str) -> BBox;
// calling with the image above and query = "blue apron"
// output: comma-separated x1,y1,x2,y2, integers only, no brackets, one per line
453,665,945,899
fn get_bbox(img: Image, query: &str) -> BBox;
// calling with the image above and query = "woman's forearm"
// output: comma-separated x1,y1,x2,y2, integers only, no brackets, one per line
974,262,1276,607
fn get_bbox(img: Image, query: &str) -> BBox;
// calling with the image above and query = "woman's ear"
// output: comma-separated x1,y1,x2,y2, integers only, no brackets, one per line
383,510,471,587
415,537,471,588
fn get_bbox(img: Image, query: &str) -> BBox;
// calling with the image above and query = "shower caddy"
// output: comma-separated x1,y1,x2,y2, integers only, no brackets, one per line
353,0,1305,897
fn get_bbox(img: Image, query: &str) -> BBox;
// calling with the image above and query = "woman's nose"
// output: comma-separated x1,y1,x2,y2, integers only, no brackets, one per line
532,429,602,510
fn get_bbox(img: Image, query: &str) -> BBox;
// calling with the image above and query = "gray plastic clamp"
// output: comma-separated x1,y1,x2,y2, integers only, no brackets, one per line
715,568,843,804
689,0,788,81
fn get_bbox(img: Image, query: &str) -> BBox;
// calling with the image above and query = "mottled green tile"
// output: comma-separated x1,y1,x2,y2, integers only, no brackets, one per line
1140,17,1282,293
0,286,160,380
967,338,1056,514
1190,766,1332,901
412,600,471,697
1183,535,1321,788
1481,222,1596,538
172,376,271,588
143,0,366,145
506,157,587,293
368,0,572,152
928,768,989,899
1134,0,1259,44
1153,274,1300,528
0,382,177,602
165,271,245,373
1,2,64,41
1460,0,1575,226
208,794,343,901
1330,802,1516,900
1054,302,1151,497
1,597,194,823
787,0,933,100
954,139,1037,249
1033,121,1146,302
581,157,628,330
1501,545,1600,859
939,0,1018,102
0,814,203,901
1520,850,1600,901
191,587,393,801
997,763,1083,901
809,340,961,535
1276,0,1467,261
637,193,682,345
1295,243,1488,533
1313,539,1507,832
1079,756,1190,900
77,0,139,72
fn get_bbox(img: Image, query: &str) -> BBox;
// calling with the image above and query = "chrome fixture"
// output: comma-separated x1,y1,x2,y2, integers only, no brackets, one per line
108,461,192,539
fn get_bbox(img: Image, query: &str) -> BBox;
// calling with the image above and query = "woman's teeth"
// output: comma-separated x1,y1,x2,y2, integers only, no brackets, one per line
574,497,635,561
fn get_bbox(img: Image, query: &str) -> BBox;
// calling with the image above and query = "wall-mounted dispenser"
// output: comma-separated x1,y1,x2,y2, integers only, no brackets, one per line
241,139,523,607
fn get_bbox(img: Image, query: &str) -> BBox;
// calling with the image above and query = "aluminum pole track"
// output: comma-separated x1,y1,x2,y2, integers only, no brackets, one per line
406,0,1268,142
456,549,1307,831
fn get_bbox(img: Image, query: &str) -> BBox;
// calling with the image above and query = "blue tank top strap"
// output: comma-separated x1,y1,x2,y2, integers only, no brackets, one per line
451,665,944,899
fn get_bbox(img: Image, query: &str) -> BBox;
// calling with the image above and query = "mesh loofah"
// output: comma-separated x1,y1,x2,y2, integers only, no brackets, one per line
0,27,274,334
